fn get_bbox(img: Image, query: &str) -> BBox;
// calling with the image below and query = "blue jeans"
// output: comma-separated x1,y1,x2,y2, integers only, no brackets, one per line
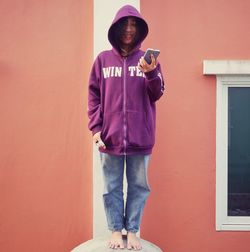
100,153,151,233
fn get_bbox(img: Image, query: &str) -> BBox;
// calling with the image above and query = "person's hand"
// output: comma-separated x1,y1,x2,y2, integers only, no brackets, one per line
138,54,157,73
93,131,106,149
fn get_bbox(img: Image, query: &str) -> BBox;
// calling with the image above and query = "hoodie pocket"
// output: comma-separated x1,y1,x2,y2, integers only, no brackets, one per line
101,112,123,147
127,111,155,148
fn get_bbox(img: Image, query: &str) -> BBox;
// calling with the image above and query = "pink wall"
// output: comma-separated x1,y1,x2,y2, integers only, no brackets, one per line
0,0,92,251
140,0,250,251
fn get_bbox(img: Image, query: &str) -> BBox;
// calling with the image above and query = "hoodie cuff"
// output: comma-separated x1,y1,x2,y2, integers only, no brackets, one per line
144,67,158,80
92,125,102,136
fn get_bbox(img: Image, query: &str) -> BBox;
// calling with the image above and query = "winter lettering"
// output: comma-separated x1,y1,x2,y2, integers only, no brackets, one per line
128,66,136,76
128,66,145,77
102,66,145,79
102,66,122,78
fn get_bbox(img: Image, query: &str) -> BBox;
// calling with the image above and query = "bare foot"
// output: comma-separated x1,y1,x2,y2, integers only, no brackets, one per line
127,232,142,250
108,231,125,249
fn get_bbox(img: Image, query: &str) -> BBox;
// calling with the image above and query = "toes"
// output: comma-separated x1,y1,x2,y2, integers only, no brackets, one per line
108,240,125,250
134,245,139,251
114,242,120,249
136,243,142,250
108,241,117,249
127,243,132,250
127,242,142,250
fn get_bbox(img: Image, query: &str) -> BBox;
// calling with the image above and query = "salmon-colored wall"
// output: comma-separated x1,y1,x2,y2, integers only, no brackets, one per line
141,0,250,251
0,0,92,251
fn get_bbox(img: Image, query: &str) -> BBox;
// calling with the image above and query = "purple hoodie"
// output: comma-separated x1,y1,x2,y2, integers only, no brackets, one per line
88,5,165,156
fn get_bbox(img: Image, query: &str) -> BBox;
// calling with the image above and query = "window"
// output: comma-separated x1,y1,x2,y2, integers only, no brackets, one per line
204,60,250,231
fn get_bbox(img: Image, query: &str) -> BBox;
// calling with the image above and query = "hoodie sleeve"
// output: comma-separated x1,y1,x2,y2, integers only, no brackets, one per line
88,56,103,135
144,63,165,102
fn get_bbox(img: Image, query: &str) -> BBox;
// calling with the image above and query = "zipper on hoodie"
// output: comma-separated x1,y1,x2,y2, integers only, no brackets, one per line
123,58,127,155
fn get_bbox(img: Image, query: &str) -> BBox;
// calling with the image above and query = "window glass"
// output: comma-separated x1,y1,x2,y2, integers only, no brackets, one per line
228,87,250,216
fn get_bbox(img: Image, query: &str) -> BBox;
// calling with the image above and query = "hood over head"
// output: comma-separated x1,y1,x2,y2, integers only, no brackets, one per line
108,5,148,53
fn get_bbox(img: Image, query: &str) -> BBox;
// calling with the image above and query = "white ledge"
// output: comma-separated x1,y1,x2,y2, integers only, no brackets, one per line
203,60,250,75
71,236,163,252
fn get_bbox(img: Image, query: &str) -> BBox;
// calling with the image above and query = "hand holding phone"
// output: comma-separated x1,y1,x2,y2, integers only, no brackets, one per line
143,48,160,64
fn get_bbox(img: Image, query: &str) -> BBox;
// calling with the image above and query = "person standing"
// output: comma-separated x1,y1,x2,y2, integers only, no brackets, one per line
88,5,164,250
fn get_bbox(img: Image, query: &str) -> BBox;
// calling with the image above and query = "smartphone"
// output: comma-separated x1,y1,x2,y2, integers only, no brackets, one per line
143,48,160,64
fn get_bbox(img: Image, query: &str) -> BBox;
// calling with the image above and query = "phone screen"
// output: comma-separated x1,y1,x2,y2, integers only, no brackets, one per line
144,49,160,64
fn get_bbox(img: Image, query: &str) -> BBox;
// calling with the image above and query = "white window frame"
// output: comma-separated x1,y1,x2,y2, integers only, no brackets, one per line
203,60,250,231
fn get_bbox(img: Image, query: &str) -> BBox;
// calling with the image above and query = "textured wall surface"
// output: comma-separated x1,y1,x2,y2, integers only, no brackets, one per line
140,0,250,251
0,1,92,251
